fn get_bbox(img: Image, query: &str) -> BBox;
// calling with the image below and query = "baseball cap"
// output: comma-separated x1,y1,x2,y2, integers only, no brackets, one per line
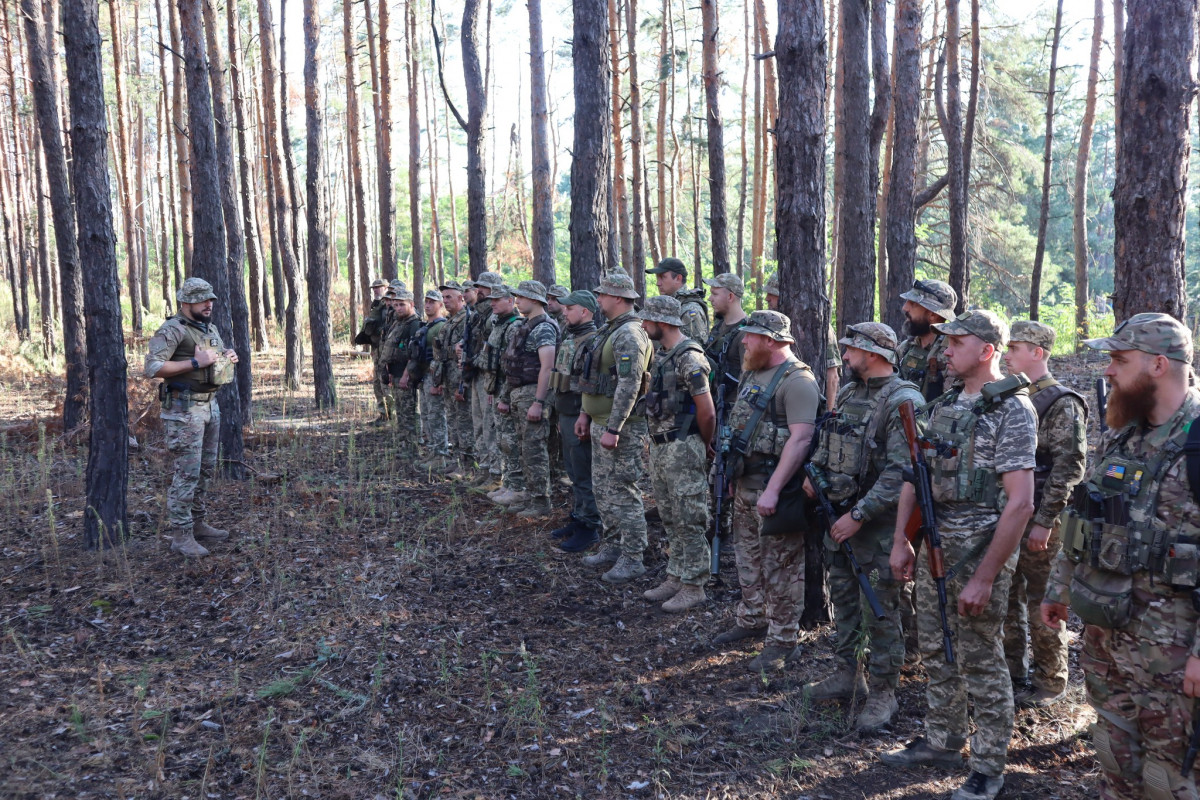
1084,312,1193,363
1009,319,1056,352
646,257,688,277
703,272,745,297
932,309,1009,348
839,322,899,364
900,279,958,321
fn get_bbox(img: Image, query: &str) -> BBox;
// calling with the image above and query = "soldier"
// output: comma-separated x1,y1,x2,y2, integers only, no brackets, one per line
497,280,559,517
1042,313,1200,800
765,273,842,411
802,323,923,730
402,290,449,458
895,278,959,401
703,272,749,397
638,295,715,611
882,310,1037,800
545,283,571,484
551,290,604,552
484,285,527,505
645,257,710,342
354,278,392,423
466,272,503,484
1001,320,1087,708
438,281,475,477
144,278,240,557
575,270,654,582
380,287,423,458
712,310,821,671
547,284,570,329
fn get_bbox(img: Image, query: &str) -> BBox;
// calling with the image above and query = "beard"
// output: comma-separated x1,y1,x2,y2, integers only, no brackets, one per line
903,315,932,338
644,322,664,341
1106,373,1157,429
742,346,774,372
194,308,213,324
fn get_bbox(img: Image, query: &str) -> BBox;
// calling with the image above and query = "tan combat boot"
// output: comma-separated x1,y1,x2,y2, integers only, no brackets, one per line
601,555,646,584
856,685,899,732
170,527,210,557
804,666,867,700
193,519,229,542
661,584,706,612
643,576,683,602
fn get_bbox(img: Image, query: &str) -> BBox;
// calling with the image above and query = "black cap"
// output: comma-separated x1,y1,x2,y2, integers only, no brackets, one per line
646,257,688,277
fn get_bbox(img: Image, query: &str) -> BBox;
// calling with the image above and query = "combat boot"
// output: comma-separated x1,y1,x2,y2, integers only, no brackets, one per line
1014,686,1066,708
879,738,964,768
804,666,867,700
855,686,898,732
712,625,767,647
642,576,683,602
516,499,553,518
487,487,511,502
951,771,1004,800
661,583,706,613
746,644,797,673
495,490,528,507
581,545,621,566
193,519,229,542
170,527,210,558
601,555,646,584
559,524,599,553
549,518,579,540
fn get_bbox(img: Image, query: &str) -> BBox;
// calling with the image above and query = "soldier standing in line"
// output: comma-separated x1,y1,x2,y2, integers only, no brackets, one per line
881,310,1037,800
466,273,503,485
484,285,527,506
765,273,842,411
547,284,570,329
712,310,821,671
551,290,604,553
498,280,559,518
1001,320,1087,708
380,287,423,459
354,278,392,424
895,278,959,401
439,281,475,477
545,283,571,484
639,295,715,612
645,257,710,342
402,290,449,459
144,278,240,557
1042,313,1200,800
575,270,654,583
802,323,923,730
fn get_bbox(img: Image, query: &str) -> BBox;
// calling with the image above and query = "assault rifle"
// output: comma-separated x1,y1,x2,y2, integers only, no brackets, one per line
804,463,886,620
457,305,477,401
709,322,746,576
898,398,955,665
1096,377,1108,435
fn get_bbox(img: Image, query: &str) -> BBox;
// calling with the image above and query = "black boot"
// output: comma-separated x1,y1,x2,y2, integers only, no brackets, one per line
549,517,579,540
558,524,599,553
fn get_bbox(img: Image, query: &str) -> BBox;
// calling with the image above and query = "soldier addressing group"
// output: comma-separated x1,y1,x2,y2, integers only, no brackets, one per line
638,295,716,612
882,309,1037,800
576,270,654,583
803,322,924,731
714,310,821,673
646,257,710,343
144,277,239,558
1043,313,1200,800
1001,319,1087,708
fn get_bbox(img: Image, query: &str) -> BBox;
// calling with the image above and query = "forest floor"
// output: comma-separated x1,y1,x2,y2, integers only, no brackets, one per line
0,344,1110,799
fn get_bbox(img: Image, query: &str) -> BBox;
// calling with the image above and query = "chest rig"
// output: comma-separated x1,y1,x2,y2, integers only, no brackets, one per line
1028,376,1087,504
646,340,705,434
820,378,915,500
408,318,446,381
921,374,1030,508
168,316,232,393
899,336,945,400
577,315,648,398
381,315,420,372
725,361,813,475
503,316,559,387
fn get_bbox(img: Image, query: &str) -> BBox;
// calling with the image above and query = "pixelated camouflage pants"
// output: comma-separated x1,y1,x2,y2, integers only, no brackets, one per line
444,367,474,462
590,418,648,558
392,383,421,457
163,398,220,529
1080,614,1200,799
471,373,499,474
916,536,1015,778
826,521,904,688
421,378,449,456
509,384,550,502
496,394,525,492
649,435,711,585
1004,522,1069,693
731,480,805,646
372,348,391,418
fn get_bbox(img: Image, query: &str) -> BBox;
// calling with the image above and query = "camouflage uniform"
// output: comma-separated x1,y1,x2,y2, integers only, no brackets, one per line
468,273,503,476
1003,321,1088,699
356,289,392,419
911,310,1038,780
488,291,526,493
646,257,710,343
895,279,958,402
641,297,713,586
810,324,924,692
1046,314,1200,800
553,296,601,531
380,291,422,456
411,301,449,457
437,302,474,465
725,311,821,648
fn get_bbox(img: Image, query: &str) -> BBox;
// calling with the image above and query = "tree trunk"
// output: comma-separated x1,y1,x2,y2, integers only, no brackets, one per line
62,0,129,548
1112,0,1194,321
23,0,86,430
374,0,396,279
1113,0,1124,153
700,0,728,275
868,0,888,315
570,0,610,289
734,0,749,277
776,0,830,626
35,140,54,357
655,0,669,261
107,0,141,333
885,0,919,335
1074,0,1103,347
168,0,193,275
609,0,630,274
625,0,646,283
1028,0,1062,321
405,0,423,299
463,0,488,279
278,0,303,271
133,2,149,316
304,0,335,408
527,0,555,285
344,0,371,312
942,0,968,312
835,0,873,329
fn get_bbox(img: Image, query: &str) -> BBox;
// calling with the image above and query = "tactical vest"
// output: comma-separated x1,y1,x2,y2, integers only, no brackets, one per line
646,340,705,431
678,292,709,331
899,336,946,400
164,316,232,393
704,318,747,388
1028,376,1088,505
819,377,919,502
578,315,649,399
469,305,495,372
486,312,521,373
552,326,598,393
408,318,446,381
504,315,559,387
921,374,1030,508
381,315,420,375
357,299,385,346
726,360,814,473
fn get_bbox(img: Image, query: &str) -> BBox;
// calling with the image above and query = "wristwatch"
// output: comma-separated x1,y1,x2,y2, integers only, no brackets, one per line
606,427,622,437
190,357,199,370
850,506,864,522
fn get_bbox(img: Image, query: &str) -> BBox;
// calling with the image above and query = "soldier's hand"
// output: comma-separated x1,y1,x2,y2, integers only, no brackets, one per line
455,343,463,357
830,512,862,544
890,541,916,583
575,413,591,440
194,347,218,368
802,478,816,499
1027,524,1052,552
382,373,391,386
497,401,510,414
487,394,495,406
526,402,543,423
430,386,443,396
957,575,993,617
224,348,239,364
756,487,779,517
454,390,466,402
398,374,410,390
1040,601,1069,630
600,430,619,450
1184,656,1200,698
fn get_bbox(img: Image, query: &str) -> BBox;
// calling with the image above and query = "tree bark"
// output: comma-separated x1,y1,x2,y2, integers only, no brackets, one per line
570,0,610,289
885,0,919,335
609,0,630,274
1074,0,1103,347
700,0,729,275
405,0,423,299
304,0,335,408
1112,0,1195,321
527,0,555,285
375,0,396,279
655,0,670,261
1028,0,1063,322
62,0,128,548
625,0,646,284
344,0,371,311
868,0,888,315
107,0,141,333
463,0,488,279
23,0,86,430
835,0,873,328
278,0,302,270
168,0,193,275
942,0,968,312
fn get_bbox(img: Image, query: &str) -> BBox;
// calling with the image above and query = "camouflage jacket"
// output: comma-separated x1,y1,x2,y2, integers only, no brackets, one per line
435,308,471,389
487,311,523,400
674,288,710,343
896,334,950,401
1028,374,1088,529
469,301,495,373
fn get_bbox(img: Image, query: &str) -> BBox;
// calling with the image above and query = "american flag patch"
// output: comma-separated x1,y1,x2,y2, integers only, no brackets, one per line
1105,464,1126,480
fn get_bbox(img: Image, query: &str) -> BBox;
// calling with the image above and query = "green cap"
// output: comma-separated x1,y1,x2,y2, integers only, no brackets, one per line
177,277,216,304
563,289,599,314
646,257,688,277
703,272,745,297
1009,319,1056,352
1085,312,1193,364
839,322,899,364
594,270,640,299
741,310,795,344
637,295,684,327
932,308,1009,348
512,280,549,304
900,279,958,321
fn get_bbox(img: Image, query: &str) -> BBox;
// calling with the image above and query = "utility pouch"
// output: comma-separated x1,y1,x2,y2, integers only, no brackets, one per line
1069,568,1134,628
1165,542,1200,589
1095,523,1134,575
159,382,171,411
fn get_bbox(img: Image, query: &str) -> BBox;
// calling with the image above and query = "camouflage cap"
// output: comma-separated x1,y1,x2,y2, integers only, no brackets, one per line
646,257,688,277
764,272,780,296
472,271,504,289
488,284,514,300
370,278,388,289
703,272,745,297
637,295,684,327
386,287,415,302
178,277,217,304
1084,312,1194,364
438,280,463,293
547,283,571,300
900,278,958,321
741,310,795,344
389,278,408,290
562,289,599,314
1009,319,1056,352
839,322,899,364
932,308,1009,348
424,288,444,303
594,270,640,299
511,279,548,304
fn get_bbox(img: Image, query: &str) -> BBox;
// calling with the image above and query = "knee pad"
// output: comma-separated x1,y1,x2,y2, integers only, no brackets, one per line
1092,722,1122,777
1143,758,1197,800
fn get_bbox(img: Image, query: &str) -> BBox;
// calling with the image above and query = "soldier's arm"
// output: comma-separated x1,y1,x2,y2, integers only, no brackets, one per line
1032,396,1088,529
144,324,195,378
855,390,924,521
606,327,650,432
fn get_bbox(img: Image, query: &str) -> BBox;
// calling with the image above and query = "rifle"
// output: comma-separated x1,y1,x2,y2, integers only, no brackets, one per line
898,398,955,665
1185,700,1200,775
1096,377,1108,435
804,463,886,620
709,321,746,576
457,305,477,401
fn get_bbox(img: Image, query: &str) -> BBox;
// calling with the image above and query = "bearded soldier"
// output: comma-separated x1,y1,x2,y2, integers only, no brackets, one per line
765,272,842,410
895,279,959,401
144,278,239,557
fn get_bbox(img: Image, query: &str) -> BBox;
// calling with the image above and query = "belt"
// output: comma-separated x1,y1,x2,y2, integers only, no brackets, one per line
169,389,214,402
650,427,699,445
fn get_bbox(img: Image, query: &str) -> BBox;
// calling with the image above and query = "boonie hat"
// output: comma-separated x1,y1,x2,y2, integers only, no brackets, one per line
1085,312,1193,364
178,277,216,304
901,279,958,321
637,295,684,327
839,322,899,364
932,308,1009,348
764,273,780,296
472,272,504,290
646,257,688,277
488,284,514,300
548,284,571,300
703,272,745,298
563,290,599,314
1009,320,1056,353
387,287,414,302
594,270,640,299
439,280,463,293
741,310,795,344
370,278,388,289
512,280,549,304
